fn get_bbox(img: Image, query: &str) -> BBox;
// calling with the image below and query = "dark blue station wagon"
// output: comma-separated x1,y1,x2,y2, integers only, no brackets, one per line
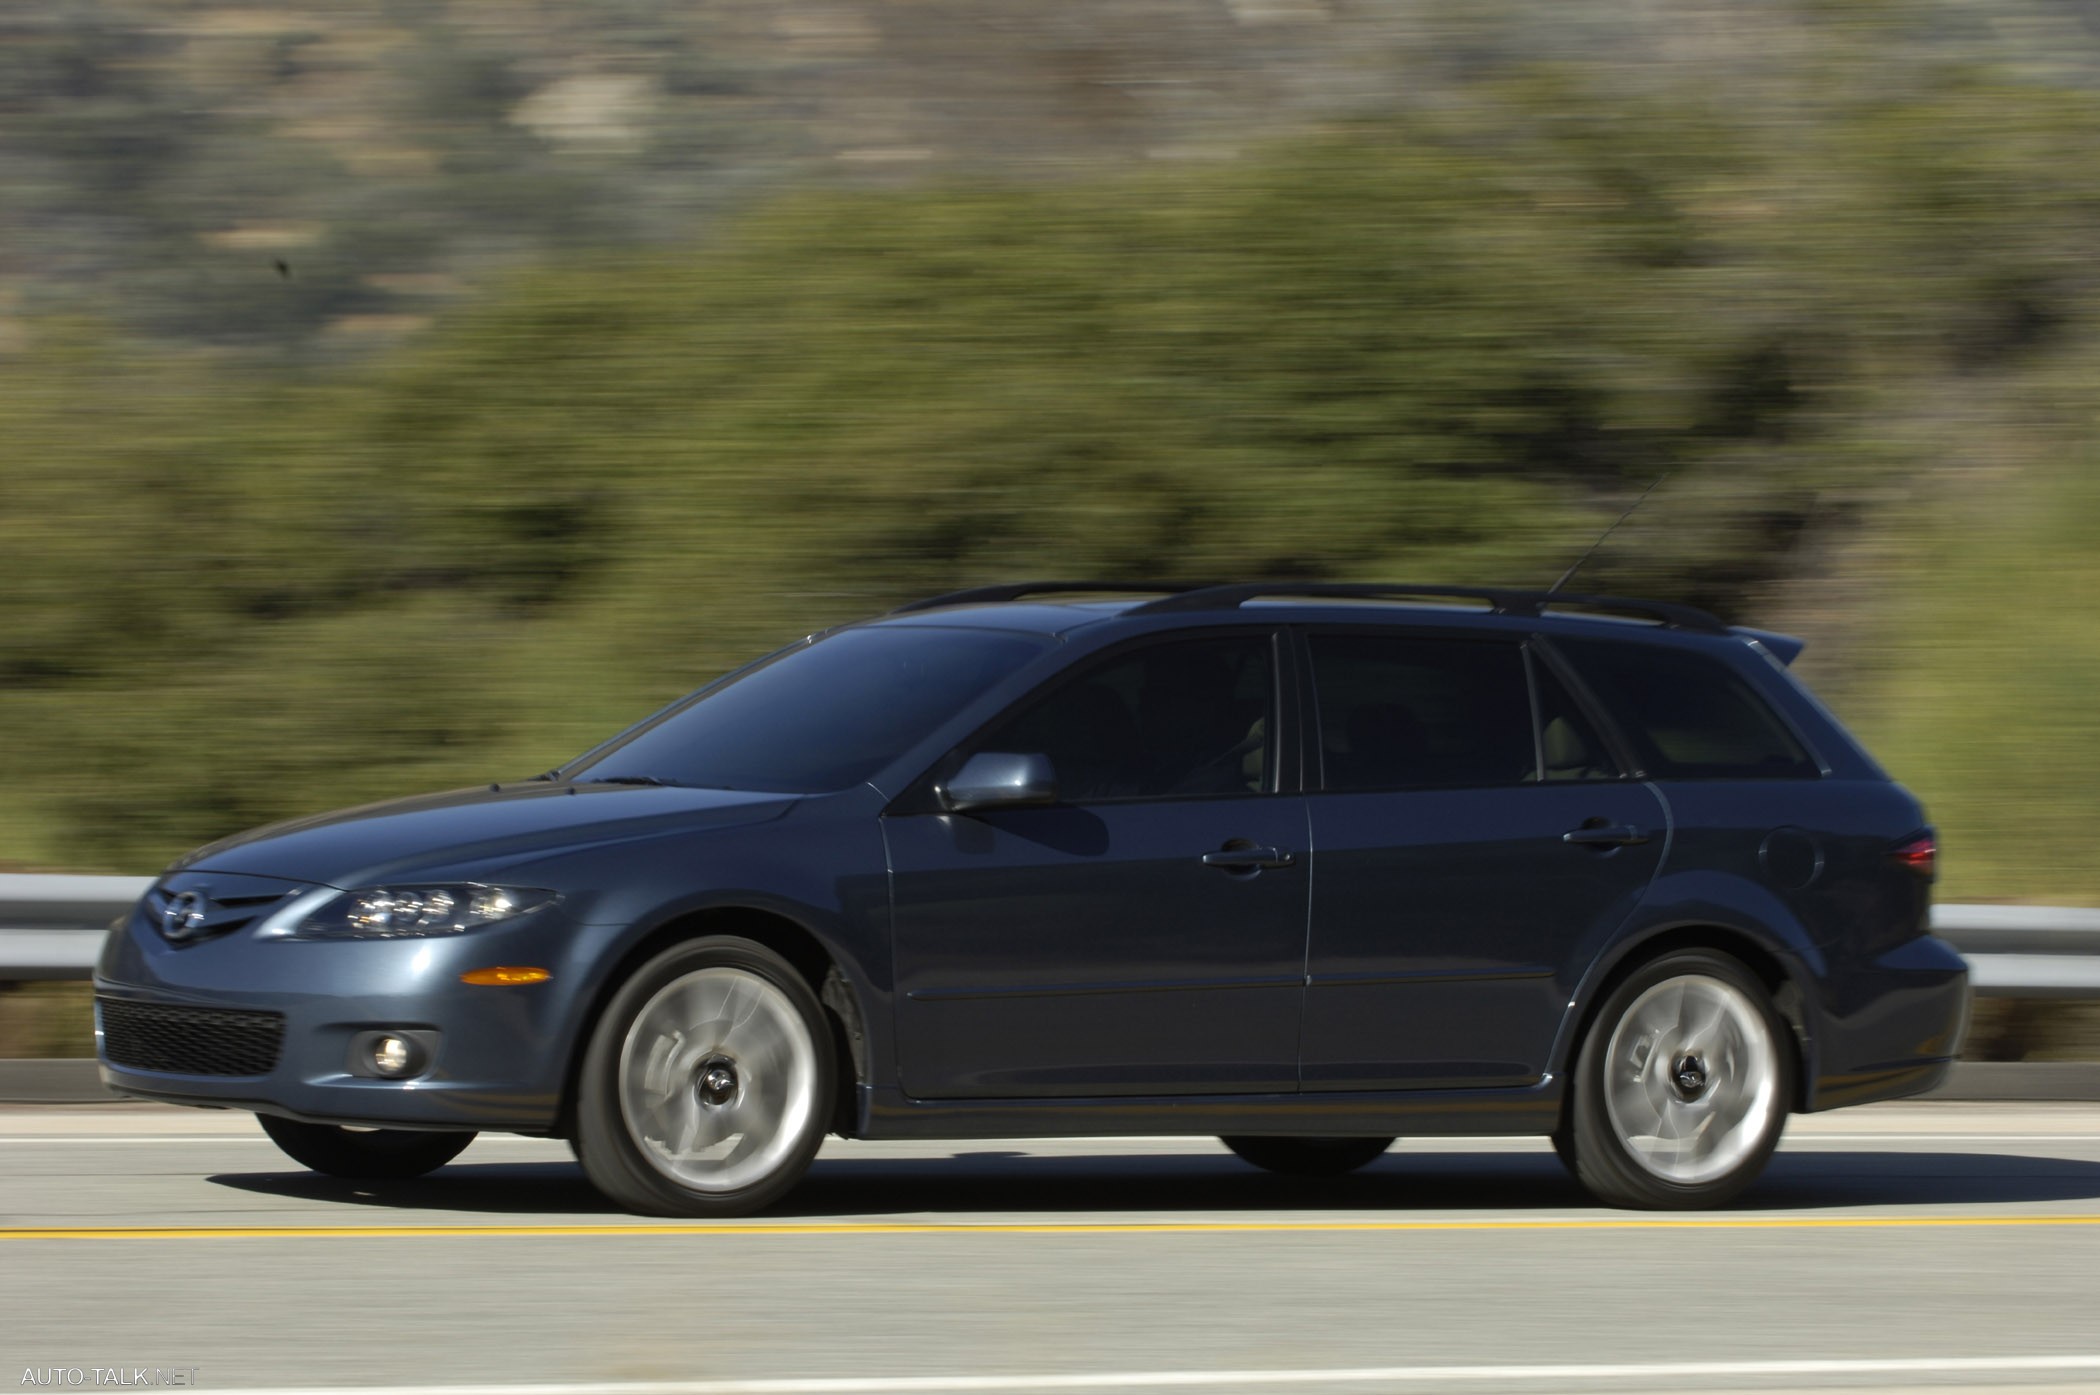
96,583,1968,1214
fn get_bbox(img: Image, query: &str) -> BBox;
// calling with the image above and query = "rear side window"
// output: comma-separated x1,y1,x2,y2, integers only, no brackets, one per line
1310,634,1533,790
1555,639,1819,780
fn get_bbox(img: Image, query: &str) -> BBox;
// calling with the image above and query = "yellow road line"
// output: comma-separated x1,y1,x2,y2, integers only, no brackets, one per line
5,1214,2100,1240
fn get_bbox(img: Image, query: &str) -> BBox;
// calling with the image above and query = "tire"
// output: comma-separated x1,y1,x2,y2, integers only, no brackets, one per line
1562,949,1793,1209
257,1115,475,1180
1221,1135,1395,1176
573,937,834,1217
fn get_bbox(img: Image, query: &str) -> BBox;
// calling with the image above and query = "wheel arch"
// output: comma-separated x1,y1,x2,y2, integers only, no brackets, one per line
556,904,869,1139
1552,920,1818,1120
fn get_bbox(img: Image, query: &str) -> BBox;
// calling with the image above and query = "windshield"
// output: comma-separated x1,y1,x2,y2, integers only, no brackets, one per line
567,626,1055,793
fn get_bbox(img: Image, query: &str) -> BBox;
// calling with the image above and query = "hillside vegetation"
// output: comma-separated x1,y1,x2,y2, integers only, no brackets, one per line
2,6,2099,911
1831,427,2100,907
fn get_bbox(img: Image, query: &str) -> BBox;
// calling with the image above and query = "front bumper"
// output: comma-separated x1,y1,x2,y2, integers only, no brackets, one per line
95,889,621,1133
1804,932,1970,1111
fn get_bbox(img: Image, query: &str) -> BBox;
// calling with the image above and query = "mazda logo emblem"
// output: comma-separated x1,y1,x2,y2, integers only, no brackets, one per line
161,890,211,940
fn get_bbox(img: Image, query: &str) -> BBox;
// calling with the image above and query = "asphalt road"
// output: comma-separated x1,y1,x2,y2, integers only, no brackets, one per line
4,1102,2099,1395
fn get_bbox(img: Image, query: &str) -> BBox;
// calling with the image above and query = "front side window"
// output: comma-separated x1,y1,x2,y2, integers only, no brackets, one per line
1311,634,1534,791
569,626,1054,793
970,634,1275,803
1554,638,1819,780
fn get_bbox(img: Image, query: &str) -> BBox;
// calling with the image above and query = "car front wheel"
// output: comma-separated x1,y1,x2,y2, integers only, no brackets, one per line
1561,949,1792,1209
573,937,834,1217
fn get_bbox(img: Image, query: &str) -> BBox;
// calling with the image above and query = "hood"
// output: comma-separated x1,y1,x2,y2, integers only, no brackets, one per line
170,782,797,889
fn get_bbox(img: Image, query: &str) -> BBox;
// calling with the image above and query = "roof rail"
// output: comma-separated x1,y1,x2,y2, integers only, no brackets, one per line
890,581,1207,614
1128,582,1728,633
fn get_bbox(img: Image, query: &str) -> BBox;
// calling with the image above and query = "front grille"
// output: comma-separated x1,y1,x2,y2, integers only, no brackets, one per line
143,880,294,947
98,999,285,1077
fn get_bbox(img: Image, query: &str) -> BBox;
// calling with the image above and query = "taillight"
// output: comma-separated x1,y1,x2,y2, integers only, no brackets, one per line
1891,831,1937,881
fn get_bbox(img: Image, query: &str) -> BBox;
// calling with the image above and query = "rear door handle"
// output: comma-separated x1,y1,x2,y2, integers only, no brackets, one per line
1562,824,1651,848
1201,845,1298,871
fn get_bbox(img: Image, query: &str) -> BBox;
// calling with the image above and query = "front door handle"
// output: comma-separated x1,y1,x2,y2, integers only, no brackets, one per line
1201,845,1298,871
1562,823,1651,848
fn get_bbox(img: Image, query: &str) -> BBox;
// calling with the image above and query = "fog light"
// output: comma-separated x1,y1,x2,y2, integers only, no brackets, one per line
347,1028,436,1080
372,1035,415,1077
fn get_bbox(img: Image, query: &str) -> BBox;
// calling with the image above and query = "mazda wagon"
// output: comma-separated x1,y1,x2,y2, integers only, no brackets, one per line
96,582,1968,1214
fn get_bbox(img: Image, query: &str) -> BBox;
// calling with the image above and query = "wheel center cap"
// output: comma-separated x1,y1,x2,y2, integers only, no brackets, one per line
697,1058,738,1107
1670,1053,1709,1100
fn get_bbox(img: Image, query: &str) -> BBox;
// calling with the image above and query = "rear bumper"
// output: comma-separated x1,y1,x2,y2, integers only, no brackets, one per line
94,897,621,1133
1804,933,1970,1112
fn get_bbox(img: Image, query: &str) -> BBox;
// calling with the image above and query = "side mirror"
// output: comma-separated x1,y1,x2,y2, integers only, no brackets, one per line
939,752,1058,813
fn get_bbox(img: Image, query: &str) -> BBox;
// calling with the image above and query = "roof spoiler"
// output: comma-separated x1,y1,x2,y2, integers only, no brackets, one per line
1732,626,1806,666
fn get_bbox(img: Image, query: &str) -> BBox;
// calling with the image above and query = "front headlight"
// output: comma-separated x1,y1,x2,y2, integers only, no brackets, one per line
289,884,558,940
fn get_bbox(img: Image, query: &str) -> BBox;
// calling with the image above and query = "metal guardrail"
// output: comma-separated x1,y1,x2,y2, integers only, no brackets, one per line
0,872,2096,996
1933,903,2100,999
0,874,151,981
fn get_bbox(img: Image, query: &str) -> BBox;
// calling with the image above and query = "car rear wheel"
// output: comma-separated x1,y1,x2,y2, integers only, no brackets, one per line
573,937,833,1217
1561,949,1792,1209
257,1115,476,1179
1221,1135,1395,1176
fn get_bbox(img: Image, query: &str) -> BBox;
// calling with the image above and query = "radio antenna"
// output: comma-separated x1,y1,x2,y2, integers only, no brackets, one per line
1548,473,1669,595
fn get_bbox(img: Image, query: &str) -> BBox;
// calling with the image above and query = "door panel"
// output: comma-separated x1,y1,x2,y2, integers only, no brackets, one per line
886,627,1308,1101
1302,782,1666,1089
1296,628,1664,1091
887,798,1311,1098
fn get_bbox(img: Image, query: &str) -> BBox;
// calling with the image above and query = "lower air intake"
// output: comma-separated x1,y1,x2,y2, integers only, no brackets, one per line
98,999,285,1077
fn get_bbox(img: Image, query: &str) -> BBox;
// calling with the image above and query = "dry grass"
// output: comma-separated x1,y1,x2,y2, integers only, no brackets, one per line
0,983,95,1059
1963,999,2100,1063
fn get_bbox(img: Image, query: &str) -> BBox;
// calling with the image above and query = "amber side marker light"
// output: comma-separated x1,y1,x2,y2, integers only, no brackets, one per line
460,966,552,986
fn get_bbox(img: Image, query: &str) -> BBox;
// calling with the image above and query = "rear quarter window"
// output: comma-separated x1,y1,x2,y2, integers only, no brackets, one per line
1554,638,1820,780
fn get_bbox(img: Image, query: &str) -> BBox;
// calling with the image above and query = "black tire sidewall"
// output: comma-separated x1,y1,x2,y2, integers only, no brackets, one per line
1568,949,1793,1210
573,936,835,1217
